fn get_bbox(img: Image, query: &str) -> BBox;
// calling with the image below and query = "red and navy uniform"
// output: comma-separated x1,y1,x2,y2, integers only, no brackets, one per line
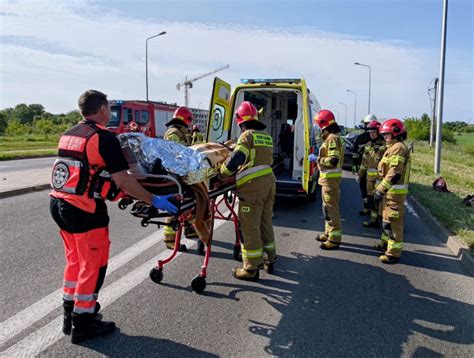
50,119,128,314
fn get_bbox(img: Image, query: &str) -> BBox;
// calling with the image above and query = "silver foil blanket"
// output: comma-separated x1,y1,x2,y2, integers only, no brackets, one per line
118,133,215,185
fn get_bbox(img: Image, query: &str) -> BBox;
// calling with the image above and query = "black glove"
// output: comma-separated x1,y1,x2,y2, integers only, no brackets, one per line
329,157,339,166
374,190,384,204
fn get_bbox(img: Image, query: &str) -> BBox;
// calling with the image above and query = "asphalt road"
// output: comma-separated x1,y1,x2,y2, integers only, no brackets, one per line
0,157,54,173
1,171,473,357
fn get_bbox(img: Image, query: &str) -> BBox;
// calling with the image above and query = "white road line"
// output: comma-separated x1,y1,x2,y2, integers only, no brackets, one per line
0,241,194,357
405,201,420,219
0,228,164,346
1,208,231,356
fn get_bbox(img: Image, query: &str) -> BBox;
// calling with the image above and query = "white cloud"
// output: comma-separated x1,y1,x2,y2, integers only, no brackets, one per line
0,0,471,122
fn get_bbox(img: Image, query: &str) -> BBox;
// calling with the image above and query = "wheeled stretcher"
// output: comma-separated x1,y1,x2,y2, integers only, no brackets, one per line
118,172,242,293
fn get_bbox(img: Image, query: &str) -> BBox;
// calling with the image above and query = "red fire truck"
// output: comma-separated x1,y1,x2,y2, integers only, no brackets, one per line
107,100,208,138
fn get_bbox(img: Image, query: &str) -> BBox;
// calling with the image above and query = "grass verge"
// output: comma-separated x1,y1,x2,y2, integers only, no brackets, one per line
409,140,474,251
0,135,58,160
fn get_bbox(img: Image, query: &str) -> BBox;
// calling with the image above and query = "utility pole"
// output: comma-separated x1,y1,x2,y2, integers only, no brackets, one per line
429,78,439,147
177,65,229,106
434,0,448,176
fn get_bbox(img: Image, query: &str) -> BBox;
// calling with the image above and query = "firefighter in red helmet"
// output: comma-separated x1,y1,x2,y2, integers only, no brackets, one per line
50,90,177,343
162,106,198,249
219,101,276,281
374,118,410,264
310,109,344,249
358,120,385,228
191,124,205,145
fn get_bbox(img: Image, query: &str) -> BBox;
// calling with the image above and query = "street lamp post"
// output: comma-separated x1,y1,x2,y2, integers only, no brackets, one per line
146,31,167,102
339,102,347,127
354,62,372,114
346,89,357,129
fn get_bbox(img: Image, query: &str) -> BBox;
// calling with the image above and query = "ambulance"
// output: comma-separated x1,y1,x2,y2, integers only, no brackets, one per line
206,77,321,200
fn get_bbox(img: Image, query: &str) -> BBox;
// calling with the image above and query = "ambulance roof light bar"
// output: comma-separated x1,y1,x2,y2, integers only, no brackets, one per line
240,78,301,84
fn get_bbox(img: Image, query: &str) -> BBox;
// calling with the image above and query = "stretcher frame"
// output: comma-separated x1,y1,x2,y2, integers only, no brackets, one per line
118,172,241,293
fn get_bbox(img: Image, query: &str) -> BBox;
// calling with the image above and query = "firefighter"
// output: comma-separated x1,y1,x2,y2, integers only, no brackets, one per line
50,90,177,344
358,120,385,228
219,101,276,281
353,113,377,216
162,106,198,249
311,109,345,249
191,124,205,145
374,118,410,264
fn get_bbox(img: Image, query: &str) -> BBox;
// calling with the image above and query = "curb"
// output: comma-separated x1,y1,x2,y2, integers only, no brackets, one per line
0,184,50,199
407,195,474,277
0,154,56,161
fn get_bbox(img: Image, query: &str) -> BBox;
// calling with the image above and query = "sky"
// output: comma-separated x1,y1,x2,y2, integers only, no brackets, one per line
0,0,472,124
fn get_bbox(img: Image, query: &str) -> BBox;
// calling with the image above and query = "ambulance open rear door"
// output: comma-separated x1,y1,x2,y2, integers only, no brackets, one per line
206,77,231,143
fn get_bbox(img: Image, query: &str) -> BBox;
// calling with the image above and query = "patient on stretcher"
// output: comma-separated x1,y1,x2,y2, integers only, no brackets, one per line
118,133,236,245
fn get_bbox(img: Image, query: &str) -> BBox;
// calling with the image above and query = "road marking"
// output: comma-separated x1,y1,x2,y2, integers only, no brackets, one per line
1,206,232,356
0,240,194,357
405,201,420,219
0,228,164,346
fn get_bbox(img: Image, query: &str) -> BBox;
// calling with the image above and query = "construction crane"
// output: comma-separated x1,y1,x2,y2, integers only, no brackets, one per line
176,64,229,106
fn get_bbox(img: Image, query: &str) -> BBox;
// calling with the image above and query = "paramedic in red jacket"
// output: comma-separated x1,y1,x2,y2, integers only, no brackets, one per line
50,90,177,344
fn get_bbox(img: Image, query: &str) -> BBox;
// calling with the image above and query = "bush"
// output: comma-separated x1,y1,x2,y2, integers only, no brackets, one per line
441,128,456,143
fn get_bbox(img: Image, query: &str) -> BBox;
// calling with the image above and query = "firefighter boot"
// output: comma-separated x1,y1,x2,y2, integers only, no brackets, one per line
379,254,399,264
164,240,187,252
184,223,199,239
232,267,260,282
359,208,370,216
320,241,340,250
315,233,328,242
264,257,276,274
71,313,116,344
63,301,101,335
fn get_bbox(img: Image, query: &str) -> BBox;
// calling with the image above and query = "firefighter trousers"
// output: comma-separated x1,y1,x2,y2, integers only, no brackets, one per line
321,181,342,243
50,197,109,314
366,180,378,223
380,194,406,258
359,169,368,208
237,174,276,271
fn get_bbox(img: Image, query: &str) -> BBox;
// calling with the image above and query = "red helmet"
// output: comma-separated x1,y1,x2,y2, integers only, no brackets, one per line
314,109,336,130
235,101,258,126
379,118,406,137
367,120,381,131
173,106,194,126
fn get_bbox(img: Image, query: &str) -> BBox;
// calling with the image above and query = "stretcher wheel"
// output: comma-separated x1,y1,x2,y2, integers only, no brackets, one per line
141,218,149,227
191,275,206,293
197,240,205,256
233,245,241,261
149,267,163,284
118,200,128,210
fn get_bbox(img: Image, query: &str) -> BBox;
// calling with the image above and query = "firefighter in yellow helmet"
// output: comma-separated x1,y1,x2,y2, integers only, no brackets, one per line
162,106,197,250
219,101,276,281
311,110,344,249
358,120,385,228
374,118,410,264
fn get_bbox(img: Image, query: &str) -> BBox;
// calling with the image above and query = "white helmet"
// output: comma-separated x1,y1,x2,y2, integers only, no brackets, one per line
363,113,377,124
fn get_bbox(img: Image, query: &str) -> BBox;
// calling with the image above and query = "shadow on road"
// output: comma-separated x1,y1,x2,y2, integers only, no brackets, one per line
77,330,218,357
211,253,474,356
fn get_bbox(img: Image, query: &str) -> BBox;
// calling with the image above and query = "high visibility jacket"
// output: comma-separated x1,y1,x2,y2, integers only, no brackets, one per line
376,141,410,195
318,133,344,186
191,131,205,145
50,120,121,213
220,129,274,188
164,125,191,146
359,137,385,182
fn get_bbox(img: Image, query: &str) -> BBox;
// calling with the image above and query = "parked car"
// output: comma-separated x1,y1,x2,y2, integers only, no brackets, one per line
342,132,358,170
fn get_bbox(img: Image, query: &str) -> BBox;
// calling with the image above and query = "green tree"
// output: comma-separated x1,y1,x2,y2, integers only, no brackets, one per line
0,112,7,135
